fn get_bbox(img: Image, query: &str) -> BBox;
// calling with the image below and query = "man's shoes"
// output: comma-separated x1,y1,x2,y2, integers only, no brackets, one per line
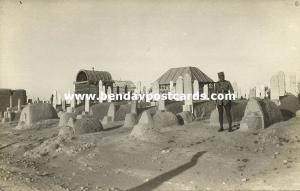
218,128,224,132
228,128,233,132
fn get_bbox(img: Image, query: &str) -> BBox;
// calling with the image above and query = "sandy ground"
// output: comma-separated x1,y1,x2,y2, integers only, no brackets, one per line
0,117,300,191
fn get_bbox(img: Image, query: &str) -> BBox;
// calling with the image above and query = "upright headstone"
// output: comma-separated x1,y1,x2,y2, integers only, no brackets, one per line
71,96,76,111
62,99,66,112
238,87,242,99
170,81,175,94
107,86,112,102
278,71,286,97
203,84,209,98
9,95,12,108
107,103,116,121
66,107,73,113
84,98,90,113
249,87,256,98
53,90,58,108
152,81,160,94
232,82,238,99
270,74,279,100
99,80,103,103
184,73,193,97
176,76,184,94
288,74,297,96
102,85,106,94
136,81,142,94
260,85,265,99
131,101,137,113
17,98,21,111
183,74,193,112
77,99,81,105
142,86,147,94
193,80,199,95
158,99,166,111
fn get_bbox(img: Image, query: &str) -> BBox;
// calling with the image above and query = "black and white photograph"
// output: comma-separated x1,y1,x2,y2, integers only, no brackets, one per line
0,0,300,190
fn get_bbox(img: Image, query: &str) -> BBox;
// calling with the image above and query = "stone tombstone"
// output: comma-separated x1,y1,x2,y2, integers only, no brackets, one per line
232,82,238,99
9,95,13,108
17,98,21,111
53,90,58,108
258,85,265,99
77,99,81,105
107,86,112,102
99,80,103,103
152,81,160,94
4,112,8,119
142,86,147,94
102,85,106,94
184,74,193,107
84,98,90,113
193,80,199,95
240,98,265,131
203,84,209,98
249,88,256,98
62,99,66,112
158,99,166,111
270,74,279,100
277,71,286,96
176,76,184,94
170,81,175,94
66,107,73,113
238,87,242,99
71,96,76,109
136,81,142,94
107,102,116,121
288,74,297,96
130,100,137,114
184,74,193,95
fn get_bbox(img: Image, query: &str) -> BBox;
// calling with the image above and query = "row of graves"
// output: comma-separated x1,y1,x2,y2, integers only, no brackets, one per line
1,68,300,142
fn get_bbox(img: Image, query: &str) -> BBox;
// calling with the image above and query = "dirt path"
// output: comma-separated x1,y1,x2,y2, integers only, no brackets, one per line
0,117,299,191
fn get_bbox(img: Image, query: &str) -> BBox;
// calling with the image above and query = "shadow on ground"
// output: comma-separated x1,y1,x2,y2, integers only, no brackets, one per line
126,151,207,191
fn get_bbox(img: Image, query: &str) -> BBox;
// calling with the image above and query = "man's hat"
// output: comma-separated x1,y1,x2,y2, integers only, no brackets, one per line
218,72,224,76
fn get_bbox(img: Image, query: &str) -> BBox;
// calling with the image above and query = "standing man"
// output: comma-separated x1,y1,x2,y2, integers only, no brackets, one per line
214,72,234,132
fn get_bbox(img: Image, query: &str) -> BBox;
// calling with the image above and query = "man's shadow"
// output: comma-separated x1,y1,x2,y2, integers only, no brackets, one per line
126,151,207,191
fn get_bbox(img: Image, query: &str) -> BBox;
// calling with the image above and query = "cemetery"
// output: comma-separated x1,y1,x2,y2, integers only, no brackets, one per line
0,68,300,191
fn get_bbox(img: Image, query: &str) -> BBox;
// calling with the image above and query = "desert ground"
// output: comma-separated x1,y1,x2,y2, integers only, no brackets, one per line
0,114,300,191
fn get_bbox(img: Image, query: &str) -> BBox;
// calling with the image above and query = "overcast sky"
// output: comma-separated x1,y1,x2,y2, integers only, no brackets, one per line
1,0,300,99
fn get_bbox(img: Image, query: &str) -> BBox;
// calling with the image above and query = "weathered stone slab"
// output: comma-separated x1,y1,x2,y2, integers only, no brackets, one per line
158,100,166,111
176,76,184,94
107,103,116,121
270,75,279,100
